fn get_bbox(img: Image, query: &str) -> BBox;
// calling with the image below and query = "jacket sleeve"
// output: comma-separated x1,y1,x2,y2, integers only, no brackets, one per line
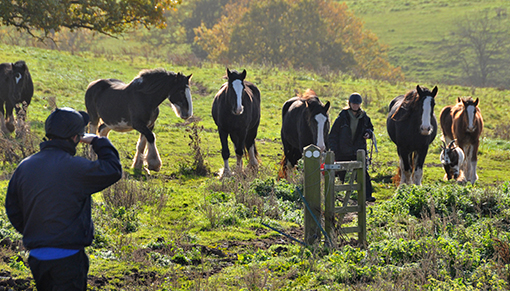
5,172,24,234
78,137,122,194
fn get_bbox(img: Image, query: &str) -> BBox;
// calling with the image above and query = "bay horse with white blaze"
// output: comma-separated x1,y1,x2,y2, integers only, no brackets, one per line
439,97,483,184
279,89,330,179
0,60,33,134
387,85,438,185
212,68,261,178
85,68,193,172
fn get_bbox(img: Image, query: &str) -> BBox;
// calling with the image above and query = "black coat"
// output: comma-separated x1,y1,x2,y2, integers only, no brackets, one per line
5,137,122,250
328,109,374,160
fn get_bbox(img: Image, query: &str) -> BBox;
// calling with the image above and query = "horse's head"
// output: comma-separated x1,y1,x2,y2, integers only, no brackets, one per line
10,61,31,104
168,72,193,120
306,97,330,152
458,97,480,133
440,140,465,180
226,68,247,115
416,85,438,135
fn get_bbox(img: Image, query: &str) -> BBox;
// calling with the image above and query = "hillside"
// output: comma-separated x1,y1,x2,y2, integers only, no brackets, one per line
0,44,510,289
342,0,510,85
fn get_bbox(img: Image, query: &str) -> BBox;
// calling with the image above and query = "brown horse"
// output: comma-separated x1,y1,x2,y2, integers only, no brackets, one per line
439,97,483,184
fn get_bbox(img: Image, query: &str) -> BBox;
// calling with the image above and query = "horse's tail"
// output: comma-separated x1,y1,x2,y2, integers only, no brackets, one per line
392,167,401,187
278,155,289,180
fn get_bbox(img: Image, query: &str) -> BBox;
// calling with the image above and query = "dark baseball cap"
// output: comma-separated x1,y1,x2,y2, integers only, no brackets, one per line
45,107,89,139
349,93,363,104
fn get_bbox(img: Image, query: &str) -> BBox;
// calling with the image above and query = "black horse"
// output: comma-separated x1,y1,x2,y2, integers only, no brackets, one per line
279,89,330,179
85,68,193,172
387,85,438,185
212,68,261,178
0,60,33,134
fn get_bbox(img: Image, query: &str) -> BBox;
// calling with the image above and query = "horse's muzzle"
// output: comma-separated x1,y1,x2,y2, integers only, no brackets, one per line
420,125,433,135
233,106,244,115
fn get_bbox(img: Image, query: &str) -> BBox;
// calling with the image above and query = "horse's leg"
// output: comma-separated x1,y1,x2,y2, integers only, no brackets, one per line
132,133,147,170
146,134,162,172
464,143,478,185
0,104,8,135
245,126,259,170
398,148,412,185
413,151,428,186
4,102,15,133
231,132,246,174
460,144,472,184
219,129,232,177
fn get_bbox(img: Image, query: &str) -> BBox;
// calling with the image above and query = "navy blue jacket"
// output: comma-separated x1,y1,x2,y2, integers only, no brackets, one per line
5,137,122,250
328,109,374,160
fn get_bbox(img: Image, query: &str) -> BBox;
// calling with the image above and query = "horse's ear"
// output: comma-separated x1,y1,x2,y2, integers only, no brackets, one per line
226,68,232,79
431,86,438,97
187,74,193,81
324,101,331,112
448,140,455,148
416,85,422,95
474,98,479,106
457,97,461,103
241,69,247,80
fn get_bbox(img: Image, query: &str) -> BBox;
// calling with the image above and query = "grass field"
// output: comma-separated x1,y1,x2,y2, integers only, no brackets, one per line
341,0,510,84
1,41,510,289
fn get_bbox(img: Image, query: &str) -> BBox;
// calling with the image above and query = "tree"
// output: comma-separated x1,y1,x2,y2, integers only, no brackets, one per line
194,0,403,82
445,10,510,87
0,0,183,39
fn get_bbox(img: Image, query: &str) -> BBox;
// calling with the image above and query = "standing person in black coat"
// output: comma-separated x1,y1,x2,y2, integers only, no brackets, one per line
328,93,376,202
5,107,122,291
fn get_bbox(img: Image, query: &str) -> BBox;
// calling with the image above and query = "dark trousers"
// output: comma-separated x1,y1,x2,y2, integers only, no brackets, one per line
28,249,89,291
336,156,374,199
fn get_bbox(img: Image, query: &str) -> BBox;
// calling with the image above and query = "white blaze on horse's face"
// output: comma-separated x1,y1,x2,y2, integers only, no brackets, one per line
420,96,433,135
15,72,22,84
171,86,193,119
232,79,244,115
466,105,476,132
185,86,193,117
315,113,327,151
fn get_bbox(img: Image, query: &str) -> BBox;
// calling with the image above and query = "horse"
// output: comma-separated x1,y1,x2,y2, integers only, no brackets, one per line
440,140,465,181
85,68,193,172
0,60,33,134
212,68,261,178
439,97,483,184
279,89,330,179
386,85,438,185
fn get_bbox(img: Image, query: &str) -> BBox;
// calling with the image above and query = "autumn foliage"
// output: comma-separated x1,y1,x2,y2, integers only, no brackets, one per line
194,0,403,82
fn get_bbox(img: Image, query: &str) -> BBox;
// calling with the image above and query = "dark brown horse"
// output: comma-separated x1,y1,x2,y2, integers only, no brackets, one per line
386,85,438,185
212,68,261,178
85,68,193,172
279,89,330,179
0,60,33,134
440,97,483,184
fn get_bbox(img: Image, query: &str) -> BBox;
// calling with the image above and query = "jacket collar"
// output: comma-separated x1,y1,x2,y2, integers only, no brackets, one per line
40,139,77,156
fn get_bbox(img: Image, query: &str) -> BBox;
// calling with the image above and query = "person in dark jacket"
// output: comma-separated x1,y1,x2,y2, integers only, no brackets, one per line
5,107,122,291
328,93,376,202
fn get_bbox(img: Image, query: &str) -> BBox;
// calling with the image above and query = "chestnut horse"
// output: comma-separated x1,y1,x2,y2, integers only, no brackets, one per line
440,97,483,184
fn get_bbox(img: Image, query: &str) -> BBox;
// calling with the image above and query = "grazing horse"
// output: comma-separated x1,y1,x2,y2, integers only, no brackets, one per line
0,60,33,134
387,85,438,185
85,68,193,172
440,140,465,181
439,97,483,184
212,68,261,178
279,89,330,179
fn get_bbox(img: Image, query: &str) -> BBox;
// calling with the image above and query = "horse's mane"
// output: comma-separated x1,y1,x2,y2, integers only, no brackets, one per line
391,87,434,120
457,96,476,106
133,68,180,95
297,89,320,105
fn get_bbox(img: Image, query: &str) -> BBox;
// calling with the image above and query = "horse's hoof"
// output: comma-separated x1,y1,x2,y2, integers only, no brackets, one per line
148,164,161,172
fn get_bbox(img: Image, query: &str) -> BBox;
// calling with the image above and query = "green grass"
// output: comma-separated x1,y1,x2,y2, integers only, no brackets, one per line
341,0,510,84
1,44,510,289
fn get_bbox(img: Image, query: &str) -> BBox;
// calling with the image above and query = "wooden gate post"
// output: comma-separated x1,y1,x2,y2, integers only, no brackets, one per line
303,144,322,245
356,149,367,243
324,151,335,238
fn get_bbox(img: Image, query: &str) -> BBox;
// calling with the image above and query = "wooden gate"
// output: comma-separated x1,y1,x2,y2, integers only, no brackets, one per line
303,145,366,245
